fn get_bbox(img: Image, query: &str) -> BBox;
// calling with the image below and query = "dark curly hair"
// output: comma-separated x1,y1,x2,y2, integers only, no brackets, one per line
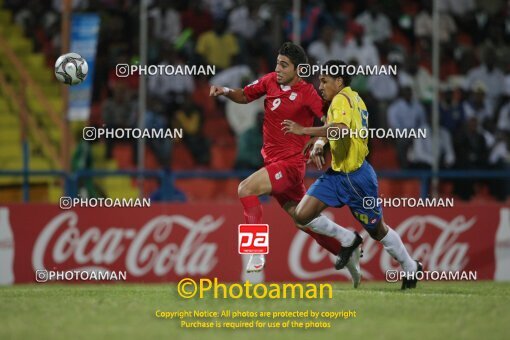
278,42,308,69
323,59,352,86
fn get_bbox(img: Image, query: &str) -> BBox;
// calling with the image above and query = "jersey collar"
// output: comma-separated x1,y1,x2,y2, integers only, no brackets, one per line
280,79,304,92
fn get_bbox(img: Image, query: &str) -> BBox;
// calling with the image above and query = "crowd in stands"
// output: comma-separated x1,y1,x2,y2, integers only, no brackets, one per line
3,0,510,200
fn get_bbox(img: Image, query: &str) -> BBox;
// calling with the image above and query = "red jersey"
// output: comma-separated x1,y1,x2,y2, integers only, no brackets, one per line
243,72,323,164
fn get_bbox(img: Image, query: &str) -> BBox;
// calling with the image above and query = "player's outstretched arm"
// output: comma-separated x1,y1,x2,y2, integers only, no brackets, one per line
282,120,328,137
209,85,248,104
282,120,348,137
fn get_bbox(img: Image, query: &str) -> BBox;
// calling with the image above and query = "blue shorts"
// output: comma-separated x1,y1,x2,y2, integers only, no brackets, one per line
307,160,382,230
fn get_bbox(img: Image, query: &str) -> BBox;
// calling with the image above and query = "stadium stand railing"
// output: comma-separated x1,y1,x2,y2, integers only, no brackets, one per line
0,169,509,203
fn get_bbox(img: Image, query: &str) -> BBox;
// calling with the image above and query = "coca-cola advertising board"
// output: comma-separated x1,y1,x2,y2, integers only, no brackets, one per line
0,203,509,284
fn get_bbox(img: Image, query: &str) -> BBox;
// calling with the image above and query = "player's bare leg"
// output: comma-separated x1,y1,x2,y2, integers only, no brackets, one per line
370,218,422,289
238,168,272,273
289,197,362,288
238,167,273,198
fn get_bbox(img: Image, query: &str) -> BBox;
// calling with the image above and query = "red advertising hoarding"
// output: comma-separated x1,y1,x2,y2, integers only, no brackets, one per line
0,203,509,284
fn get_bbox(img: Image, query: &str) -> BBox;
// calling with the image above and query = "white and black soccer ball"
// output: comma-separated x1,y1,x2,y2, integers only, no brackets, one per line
54,52,88,85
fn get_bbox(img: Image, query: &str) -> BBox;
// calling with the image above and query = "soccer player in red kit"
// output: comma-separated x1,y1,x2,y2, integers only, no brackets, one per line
210,43,361,287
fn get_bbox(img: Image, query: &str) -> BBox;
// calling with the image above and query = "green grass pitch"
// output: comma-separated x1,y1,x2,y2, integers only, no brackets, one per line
1,281,509,340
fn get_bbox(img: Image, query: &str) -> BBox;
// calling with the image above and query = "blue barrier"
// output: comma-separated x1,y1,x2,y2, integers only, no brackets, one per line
0,168,509,202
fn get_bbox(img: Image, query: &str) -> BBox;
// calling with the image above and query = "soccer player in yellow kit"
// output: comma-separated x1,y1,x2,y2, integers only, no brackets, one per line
283,60,422,289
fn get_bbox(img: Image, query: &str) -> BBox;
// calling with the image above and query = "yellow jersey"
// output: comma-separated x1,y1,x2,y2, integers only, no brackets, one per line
327,87,369,173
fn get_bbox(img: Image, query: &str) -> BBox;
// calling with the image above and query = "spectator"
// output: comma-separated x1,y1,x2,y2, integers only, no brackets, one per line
102,13,132,65
355,3,392,45
52,0,88,11
465,48,505,116
367,72,398,103
202,0,234,20
234,112,264,170
439,45,459,80
457,48,478,77
148,1,181,44
497,81,510,133
318,0,347,33
453,116,489,200
343,22,380,66
407,112,455,169
228,2,262,40
349,58,369,94
307,24,344,64
477,0,506,17
226,96,262,137
488,131,510,201
180,0,214,40
143,96,172,169
173,96,210,166
387,83,427,168
462,82,492,126
15,0,53,36
480,23,510,71
367,52,402,128
148,45,195,111
439,82,465,135
439,0,479,42
107,53,139,94
71,129,104,199
414,0,457,44
401,55,434,104
438,0,476,18
195,19,239,70
190,75,218,118
101,82,137,160
283,0,322,46
222,72,263,137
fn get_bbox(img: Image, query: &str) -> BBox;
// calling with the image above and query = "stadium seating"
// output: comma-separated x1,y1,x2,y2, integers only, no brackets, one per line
0,5,144,200
1,1,508,203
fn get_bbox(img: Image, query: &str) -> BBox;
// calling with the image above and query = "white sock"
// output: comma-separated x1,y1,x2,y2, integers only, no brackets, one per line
251,254,265,262
380,227,417,272
306,215,356,247
241,255,264,283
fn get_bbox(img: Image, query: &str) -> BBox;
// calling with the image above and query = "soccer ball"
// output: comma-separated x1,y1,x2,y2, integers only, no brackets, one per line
54,52,88,85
